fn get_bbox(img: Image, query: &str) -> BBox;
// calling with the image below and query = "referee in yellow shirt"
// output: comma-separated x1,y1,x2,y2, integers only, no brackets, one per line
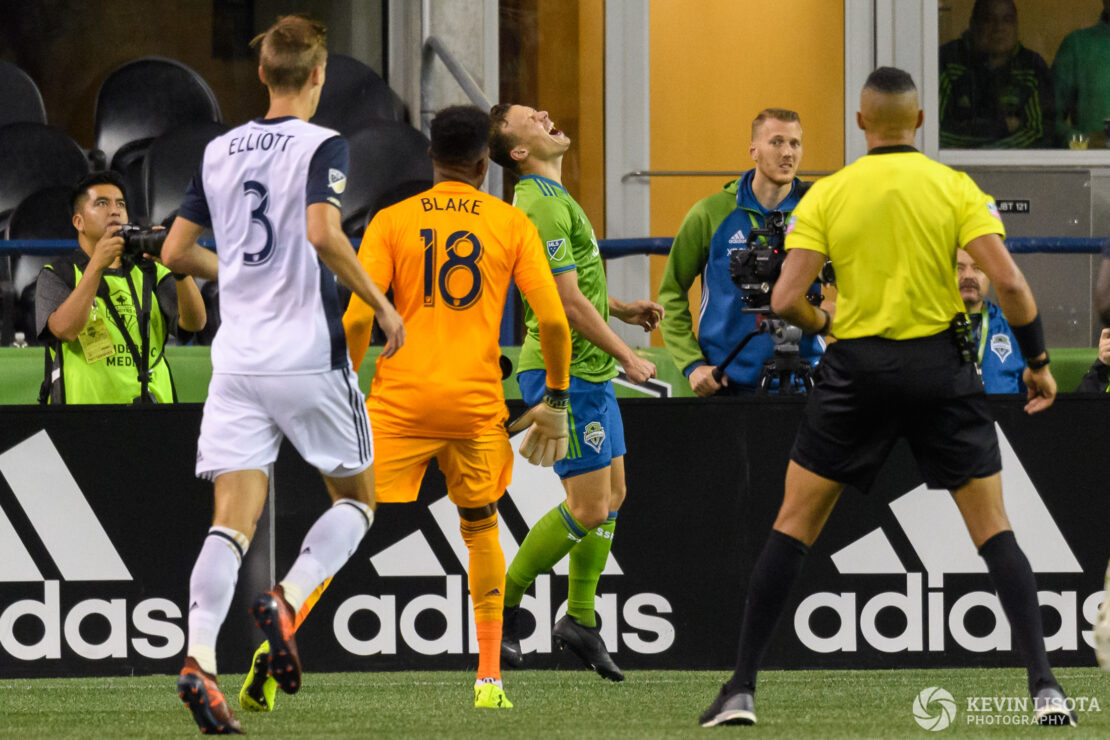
700,67,1076,728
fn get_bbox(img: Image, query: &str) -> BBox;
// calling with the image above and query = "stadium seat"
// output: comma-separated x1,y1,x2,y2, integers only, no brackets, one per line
0,122,88,231
343,121,433,237
310,54,407,136
143,121,228,227
111,138,155,223
0,60,47,127
92,57,221,185
3,185,75,345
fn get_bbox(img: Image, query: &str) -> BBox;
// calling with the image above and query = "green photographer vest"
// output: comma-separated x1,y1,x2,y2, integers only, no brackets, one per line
40,253,177,404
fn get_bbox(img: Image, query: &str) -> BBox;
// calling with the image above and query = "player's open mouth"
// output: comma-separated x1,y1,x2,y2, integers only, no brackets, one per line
546,122,564,138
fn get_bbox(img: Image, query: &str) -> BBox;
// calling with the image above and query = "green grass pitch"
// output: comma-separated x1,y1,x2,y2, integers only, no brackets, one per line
1,668,1106,738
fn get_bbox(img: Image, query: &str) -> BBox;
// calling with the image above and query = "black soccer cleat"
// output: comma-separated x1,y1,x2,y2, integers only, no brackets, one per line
552,614,624,682
1034,686,1078,727
699,684,756,727
501,605,525,669
250,588,302,695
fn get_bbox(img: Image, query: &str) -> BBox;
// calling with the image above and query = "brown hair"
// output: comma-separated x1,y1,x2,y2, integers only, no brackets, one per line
251,14,327,94
488,103,520,174
751,108,801,141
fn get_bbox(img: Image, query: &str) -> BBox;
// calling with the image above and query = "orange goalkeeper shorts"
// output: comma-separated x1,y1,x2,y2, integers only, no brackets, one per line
372,425,513,509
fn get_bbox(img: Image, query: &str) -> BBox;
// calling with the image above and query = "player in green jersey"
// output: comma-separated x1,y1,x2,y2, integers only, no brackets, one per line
489,103,663,680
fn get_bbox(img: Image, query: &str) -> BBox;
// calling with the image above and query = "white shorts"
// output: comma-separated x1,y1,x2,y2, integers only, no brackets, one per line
196,368,373,481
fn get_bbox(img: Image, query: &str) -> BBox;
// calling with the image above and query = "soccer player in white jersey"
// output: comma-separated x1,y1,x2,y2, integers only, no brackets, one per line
161,14,404,735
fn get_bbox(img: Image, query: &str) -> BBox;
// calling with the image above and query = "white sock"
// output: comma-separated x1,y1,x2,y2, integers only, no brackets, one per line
280,499,372,612
186,527,249,675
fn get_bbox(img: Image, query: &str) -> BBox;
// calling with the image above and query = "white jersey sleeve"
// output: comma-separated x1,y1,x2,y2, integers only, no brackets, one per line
189,117,351,374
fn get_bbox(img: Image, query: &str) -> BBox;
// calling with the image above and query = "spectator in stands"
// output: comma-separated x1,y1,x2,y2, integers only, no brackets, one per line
1075,328,1110,393
658,108,829,395
939,0,1053,149
1053,0,1110,148
957,247,1025,393
34,171,205,403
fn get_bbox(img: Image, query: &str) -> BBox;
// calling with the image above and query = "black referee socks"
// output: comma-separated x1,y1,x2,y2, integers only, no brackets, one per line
725,529,810,695
978,529,1058,696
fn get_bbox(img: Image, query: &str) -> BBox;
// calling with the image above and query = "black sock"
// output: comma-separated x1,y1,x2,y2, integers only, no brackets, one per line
725,529,809,695
978,530,1056,695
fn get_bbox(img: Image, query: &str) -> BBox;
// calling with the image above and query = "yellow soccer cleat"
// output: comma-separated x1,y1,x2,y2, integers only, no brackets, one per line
474,680,514,709
239,640,279,712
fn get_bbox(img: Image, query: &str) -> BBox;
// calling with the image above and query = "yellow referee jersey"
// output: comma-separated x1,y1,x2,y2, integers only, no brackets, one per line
785,148,1005,340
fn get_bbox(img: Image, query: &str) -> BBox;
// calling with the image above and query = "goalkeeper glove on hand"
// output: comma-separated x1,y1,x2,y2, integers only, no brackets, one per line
507,387,569,467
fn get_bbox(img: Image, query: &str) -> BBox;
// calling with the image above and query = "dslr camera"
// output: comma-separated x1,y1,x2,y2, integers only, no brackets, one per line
116,224,168,262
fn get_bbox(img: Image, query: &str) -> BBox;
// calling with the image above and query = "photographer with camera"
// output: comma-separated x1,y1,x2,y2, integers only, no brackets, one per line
658,108,829,396
34,171,205,403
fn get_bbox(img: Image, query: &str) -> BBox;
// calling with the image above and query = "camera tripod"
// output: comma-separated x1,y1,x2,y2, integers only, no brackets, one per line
710,315,815,395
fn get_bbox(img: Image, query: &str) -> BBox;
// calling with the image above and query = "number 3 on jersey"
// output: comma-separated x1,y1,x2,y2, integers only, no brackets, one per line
421,228,483,309
242,180,275,266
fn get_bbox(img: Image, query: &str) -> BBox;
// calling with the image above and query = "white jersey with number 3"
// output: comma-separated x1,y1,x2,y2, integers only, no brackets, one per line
184,116,350,375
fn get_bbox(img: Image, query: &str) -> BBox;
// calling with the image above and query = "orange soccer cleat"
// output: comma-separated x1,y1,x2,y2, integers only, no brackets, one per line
250,586,302,695
178,657,244,735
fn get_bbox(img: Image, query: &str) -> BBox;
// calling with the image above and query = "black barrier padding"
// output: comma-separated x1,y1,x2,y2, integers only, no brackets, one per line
0,397,1107,677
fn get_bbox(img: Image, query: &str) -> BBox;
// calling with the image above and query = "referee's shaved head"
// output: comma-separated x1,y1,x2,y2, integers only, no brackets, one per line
858,67,923,145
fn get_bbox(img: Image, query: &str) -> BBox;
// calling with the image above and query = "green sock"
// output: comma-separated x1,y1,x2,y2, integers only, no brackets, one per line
505,502,587,607
567,512,617,627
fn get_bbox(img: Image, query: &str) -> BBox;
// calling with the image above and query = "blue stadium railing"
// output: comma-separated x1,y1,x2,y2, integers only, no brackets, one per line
2,237,1106,345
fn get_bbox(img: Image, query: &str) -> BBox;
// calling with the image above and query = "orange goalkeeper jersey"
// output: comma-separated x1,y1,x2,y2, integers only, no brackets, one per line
347,180,558,437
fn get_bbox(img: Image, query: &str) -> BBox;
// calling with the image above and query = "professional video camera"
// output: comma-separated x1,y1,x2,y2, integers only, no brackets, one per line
727,210,789,312
713,209,833,394
116,224,168,263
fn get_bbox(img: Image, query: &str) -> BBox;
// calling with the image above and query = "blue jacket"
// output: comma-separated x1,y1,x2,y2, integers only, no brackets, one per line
692,169,825,391
974,300,1026,394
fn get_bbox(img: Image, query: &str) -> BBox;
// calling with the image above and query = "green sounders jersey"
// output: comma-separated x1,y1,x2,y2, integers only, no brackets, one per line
514,175,616,382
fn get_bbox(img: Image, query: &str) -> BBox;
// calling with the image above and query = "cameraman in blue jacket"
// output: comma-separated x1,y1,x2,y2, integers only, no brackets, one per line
958,247,1026,392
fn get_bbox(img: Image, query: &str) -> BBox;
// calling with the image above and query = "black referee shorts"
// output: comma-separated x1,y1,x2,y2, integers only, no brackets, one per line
790,329,1002,492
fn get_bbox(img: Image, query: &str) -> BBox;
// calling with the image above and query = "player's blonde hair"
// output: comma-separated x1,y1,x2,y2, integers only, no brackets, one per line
251,14,327,94
751,108,801,141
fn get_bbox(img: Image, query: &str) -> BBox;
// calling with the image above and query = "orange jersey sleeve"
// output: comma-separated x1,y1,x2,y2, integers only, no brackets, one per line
365,181,527,437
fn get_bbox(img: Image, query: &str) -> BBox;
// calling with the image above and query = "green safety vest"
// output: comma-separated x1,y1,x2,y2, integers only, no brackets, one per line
39,253,177,404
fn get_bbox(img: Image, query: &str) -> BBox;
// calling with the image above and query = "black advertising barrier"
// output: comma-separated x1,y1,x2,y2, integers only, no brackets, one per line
0,406,273,678
0,397,1107,678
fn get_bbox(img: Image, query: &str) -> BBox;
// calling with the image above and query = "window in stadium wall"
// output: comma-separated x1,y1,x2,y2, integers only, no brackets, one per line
498,0,605,234
937,0,1110,152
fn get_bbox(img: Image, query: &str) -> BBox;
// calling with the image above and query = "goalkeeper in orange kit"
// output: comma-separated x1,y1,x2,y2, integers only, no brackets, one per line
239,104,571,711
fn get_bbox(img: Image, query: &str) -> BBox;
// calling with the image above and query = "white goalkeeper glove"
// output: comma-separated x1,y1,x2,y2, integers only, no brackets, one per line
507,388,569,467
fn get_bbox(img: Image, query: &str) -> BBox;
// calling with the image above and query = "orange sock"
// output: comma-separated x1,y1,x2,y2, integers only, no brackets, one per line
293,577,331,631
476,621,503,682
461,513,505,681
